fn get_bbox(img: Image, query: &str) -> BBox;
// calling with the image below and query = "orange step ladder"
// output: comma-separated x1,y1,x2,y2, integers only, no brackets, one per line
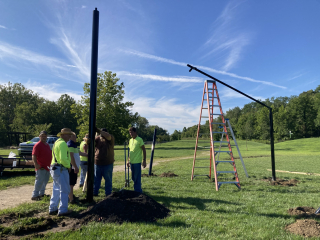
191,80,241,191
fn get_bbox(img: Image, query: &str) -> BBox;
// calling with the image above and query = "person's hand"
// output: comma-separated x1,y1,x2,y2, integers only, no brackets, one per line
34,162,41,170
74,166,79,174
127,161,130,167
142,160,146,168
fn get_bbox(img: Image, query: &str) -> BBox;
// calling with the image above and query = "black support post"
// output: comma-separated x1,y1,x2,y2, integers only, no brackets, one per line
87,8,99,202
148,128,157,176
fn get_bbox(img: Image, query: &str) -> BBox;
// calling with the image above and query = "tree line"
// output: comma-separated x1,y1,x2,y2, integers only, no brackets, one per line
175,85,320,142
0,71,170,146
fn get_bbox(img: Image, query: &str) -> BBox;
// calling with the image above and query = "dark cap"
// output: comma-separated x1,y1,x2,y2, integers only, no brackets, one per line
39,131,48,135
101,128,108,132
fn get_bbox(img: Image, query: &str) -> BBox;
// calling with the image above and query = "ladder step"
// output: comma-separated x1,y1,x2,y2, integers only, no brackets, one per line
215,151,231,153
213,141,229,143
194,167,210,168
210,113,223,115
212,132,228,134
208,97,218,98
217,171,236,174
209,105,220,107
194,175,209,177
211,123,225,125
216,161,234,163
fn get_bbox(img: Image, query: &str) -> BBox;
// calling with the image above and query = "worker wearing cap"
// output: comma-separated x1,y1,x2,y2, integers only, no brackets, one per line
31,130,52,200
49,128,77,216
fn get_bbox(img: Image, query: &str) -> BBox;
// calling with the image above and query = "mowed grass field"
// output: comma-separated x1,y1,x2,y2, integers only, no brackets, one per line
1,138,320,239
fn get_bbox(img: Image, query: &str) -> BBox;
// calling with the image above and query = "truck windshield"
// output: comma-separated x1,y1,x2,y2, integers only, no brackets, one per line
30,137,40,142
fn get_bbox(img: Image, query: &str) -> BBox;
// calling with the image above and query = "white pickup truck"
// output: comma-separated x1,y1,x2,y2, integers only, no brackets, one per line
18,136,59,156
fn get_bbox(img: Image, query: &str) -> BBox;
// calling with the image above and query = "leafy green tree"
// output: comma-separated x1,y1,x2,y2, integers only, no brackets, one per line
72,71,138,144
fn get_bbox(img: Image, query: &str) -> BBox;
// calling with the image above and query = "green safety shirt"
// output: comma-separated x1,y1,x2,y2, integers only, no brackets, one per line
51,138,71,168
80,141,88,161
129,136,144,164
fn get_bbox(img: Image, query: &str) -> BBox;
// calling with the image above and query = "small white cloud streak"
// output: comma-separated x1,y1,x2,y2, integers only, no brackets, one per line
126,95,200,133
118,71,203,83
81,5,87,9
0,25,7,29
288,74,303,81
24,81,83,102
201,1,250,71
121,49,286,89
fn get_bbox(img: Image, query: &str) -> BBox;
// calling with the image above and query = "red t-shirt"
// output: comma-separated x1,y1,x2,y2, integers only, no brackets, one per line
32,141,52,171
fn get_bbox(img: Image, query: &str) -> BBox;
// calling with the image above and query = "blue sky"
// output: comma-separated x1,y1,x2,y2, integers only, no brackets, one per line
1,0,320,133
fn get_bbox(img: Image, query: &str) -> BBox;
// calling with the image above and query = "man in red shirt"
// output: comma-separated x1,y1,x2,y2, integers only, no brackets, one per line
31,131,52,200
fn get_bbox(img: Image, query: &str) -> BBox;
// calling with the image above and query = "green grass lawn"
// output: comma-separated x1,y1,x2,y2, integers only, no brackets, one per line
1,138,320,239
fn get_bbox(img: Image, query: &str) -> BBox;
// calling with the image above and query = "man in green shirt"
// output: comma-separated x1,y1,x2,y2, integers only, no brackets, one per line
49,128,77,216
127,127,146,193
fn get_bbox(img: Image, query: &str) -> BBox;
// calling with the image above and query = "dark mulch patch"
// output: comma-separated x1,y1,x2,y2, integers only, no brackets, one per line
285,219,320,238
261,178,299,186
78,190,170,224
288,206,317,217
159,172,178,177
141,173,158,177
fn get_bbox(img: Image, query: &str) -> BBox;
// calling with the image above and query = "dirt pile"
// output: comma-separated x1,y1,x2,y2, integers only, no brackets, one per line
159,172,178,177
261,178,299,186
79,190,170,224
288,206,317,217
286,219,320,238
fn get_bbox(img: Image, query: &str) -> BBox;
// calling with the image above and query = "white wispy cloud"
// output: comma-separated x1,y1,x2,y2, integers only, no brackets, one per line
288,74,303,81
200,1,251,71
0,25,7,29
24,81,83,102
125,95,200,133
118,71,203,83
121,49,286,89
81,5,87,9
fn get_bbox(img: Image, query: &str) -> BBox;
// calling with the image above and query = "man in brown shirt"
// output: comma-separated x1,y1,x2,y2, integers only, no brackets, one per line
94,128,115,196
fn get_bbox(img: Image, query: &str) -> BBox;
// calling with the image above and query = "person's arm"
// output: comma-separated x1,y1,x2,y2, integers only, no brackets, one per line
32,155,40,170
141,145,147,168
100,131,111,141
70,152,79,173
79,144,88,157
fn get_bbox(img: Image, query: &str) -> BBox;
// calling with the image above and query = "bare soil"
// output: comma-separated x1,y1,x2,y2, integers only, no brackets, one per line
261,178,299,186
0,190,169,239
159,172,178,177
285,207,320,238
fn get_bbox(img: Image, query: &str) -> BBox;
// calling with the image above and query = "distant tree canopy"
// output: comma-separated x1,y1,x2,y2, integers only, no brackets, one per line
0,71,170,147
178,85,320,142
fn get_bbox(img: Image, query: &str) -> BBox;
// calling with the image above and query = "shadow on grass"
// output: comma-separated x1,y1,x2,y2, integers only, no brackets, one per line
214,208,293,219
152,195,240,210
0,170,35,178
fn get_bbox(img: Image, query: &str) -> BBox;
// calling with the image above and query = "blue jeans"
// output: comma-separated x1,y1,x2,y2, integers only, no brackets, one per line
94,164,113,196
80,161,88,185
131,163,142,193
49,166,70,214
32,169,50,197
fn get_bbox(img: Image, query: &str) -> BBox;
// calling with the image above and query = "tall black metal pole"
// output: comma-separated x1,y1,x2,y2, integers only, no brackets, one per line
87,8,99,202
148,128,157,176
187,64,276,181
269,109,276,181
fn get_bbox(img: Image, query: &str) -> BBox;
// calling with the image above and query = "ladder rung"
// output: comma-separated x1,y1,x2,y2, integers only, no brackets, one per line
194,175,209,177
212,132,228,134
210,113,223,115
216,161,233,163
215,151,231,153
208,97,218,98
213,141,229,143
202,108,208,109
218,181,239,184
217,171,236,174
194,167,210,168
211,123,225,125
201,116,209,118
209,105,220,107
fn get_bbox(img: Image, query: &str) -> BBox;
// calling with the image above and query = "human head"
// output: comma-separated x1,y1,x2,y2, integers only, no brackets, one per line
57,128,74,142
129,127,137,139
39,131,48,143
70,133,77,142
